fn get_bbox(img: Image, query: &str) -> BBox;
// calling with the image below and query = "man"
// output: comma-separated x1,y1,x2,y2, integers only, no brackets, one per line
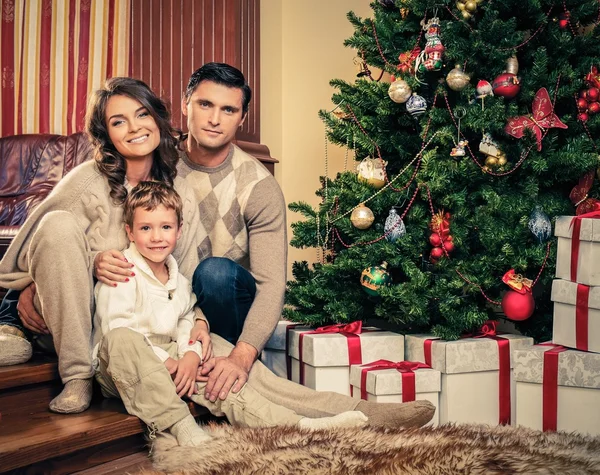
172,64,434,430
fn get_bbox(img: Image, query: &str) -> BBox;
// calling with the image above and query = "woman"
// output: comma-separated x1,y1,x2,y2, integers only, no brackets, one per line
0,77,201,414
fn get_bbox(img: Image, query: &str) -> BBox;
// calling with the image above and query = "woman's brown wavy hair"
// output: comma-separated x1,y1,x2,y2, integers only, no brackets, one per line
85,77,182,204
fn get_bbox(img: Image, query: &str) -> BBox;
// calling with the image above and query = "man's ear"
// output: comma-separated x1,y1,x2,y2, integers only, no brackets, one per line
125,224,134,242
239,112,247,128
181,97,188,117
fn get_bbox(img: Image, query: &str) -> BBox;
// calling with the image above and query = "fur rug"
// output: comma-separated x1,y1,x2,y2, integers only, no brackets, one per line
141,422,600,475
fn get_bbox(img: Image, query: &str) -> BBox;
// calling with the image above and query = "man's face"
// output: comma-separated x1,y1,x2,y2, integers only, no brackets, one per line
182,80,246,153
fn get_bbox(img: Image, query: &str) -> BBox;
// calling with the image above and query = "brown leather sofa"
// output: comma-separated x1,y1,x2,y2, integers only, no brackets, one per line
0,132,93,262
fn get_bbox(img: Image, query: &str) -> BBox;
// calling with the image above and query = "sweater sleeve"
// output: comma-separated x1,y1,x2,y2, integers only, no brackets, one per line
237,177,287,353
94,279,170,362
176,277,203,360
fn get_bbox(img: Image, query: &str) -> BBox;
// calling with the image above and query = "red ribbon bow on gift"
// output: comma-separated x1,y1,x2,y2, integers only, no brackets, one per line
502,269,533,295
505,87,568,151
360,359,431,402
569,170,600,216
313,321,363,335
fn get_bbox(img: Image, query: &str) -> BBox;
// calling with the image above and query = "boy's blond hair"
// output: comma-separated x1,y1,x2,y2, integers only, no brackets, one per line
123,181,183,228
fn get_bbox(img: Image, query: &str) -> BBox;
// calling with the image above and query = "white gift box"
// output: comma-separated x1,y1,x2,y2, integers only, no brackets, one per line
405,333,533,425
513,345,600,435
259,320,298,379
555,215,600,286
288,327,404,396
349,363,441,426
551,279,600,353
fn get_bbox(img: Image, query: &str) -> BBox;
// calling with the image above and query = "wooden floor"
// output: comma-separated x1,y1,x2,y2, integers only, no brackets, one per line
0,353,211,474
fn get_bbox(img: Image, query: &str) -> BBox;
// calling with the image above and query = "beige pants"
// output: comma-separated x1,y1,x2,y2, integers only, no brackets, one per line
28,210,95,383
95,327,305,431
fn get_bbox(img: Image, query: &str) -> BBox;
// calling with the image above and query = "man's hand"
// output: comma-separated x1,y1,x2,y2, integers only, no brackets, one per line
94,249,135,286
17,283,48,334
189,320,213,363
200,341,257,402
174,352,201,398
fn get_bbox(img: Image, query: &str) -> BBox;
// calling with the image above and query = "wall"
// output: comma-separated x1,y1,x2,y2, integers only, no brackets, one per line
260,0,373,277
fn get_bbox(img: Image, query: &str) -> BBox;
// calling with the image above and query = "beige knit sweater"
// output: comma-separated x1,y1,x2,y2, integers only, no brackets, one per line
177,144,287,353
0,160,200,290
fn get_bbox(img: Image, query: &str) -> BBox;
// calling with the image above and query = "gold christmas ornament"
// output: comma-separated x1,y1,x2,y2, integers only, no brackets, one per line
446,64,471,91
506,56,519,75
465,0,477,12
357,157,387,189
350,203,375,229
388,78,412,104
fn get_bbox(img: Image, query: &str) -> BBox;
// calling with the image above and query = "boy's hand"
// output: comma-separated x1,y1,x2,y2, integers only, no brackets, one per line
164,357,179,378
189,320,214,362
174,352,201,398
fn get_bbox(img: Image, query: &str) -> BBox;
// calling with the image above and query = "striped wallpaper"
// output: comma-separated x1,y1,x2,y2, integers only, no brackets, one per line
0,0,130,137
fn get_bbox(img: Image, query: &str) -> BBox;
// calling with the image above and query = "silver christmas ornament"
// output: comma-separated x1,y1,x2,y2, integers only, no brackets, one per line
406,93,427,117
528,206,552,243
384,208,406,242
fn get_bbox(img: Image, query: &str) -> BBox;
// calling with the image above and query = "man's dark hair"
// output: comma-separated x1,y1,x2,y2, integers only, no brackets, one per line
184,62,252,115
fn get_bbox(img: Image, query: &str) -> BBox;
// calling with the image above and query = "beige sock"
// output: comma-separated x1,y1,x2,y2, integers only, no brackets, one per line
356,399,435,429
0,325,32,366
298,411,368,430
169,414,213,447
49,378,93,414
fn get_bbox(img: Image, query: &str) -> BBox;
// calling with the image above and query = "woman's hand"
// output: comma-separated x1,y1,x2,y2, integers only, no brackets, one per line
94,249,135,286
17,283,49,334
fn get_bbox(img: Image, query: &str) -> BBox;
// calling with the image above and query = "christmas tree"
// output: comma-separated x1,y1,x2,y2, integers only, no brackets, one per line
285,0,600,340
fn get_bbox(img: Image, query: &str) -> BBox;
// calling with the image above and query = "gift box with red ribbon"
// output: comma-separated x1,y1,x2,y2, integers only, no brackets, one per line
551,279,600,354
349,360,441,426
513,344,600,435
287,322,404,396
259,320,297,379
555,214,600,286
405,329,533,425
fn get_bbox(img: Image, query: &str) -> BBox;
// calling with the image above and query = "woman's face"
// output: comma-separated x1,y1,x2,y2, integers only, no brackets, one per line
105,94,160,162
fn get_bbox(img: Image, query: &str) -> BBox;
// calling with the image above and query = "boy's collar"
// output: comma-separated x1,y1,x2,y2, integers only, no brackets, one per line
125,242,178,290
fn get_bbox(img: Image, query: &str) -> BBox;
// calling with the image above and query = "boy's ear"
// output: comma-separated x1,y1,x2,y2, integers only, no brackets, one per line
125,224,134,242
176,222,183,240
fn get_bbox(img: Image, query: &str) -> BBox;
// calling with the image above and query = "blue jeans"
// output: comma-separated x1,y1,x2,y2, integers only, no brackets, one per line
192,257,256,345
0,289,26,334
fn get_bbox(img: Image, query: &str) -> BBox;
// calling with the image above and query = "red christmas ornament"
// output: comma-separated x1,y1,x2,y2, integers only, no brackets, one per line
492,72,520,99
588,87,600,101
430,247,444,259
501,290,535,321
501,269,535,321
580,89,588,99
429,234,442,247
578,112,590,122
443,240,455,253
589,102,600,115
577,98,589,111
558,11,570,29
569,170,600,215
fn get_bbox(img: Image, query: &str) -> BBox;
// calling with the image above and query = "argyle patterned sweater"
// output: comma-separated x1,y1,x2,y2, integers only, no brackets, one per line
177,144,286,352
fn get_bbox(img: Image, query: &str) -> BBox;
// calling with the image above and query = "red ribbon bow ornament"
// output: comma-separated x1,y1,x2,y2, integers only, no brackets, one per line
502,269,533,294
569,170,600,216
585,66,600,90
505,88,568,151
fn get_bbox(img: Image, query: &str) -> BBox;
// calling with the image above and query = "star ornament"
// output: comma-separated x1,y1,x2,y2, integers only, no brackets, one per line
504,88,568,151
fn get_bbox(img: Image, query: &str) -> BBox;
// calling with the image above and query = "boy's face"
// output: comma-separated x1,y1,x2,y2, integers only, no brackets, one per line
182,80,246,153
126,205,182,267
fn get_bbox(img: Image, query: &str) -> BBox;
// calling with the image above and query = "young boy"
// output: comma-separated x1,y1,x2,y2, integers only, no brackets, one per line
92,181,367,447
